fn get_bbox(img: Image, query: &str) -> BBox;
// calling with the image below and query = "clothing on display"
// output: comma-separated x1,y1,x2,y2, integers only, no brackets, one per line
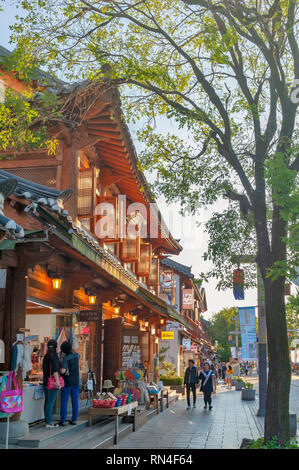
0,339,4,363
11,341,32,379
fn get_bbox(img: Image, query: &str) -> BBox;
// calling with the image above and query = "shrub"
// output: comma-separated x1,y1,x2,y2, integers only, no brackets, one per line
243,382,253,389
160,376,184,386
248,437,299,449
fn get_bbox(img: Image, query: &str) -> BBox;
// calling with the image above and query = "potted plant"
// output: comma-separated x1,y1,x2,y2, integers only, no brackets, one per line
235,377,244,391
241,382,255,400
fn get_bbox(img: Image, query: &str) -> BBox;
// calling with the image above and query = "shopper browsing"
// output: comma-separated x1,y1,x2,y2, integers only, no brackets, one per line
59,341,80,426
42,339,61,428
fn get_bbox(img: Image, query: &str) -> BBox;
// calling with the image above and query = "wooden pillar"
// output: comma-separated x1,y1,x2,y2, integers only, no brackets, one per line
94,304,103,393
3,266,28,421
62,144,78,219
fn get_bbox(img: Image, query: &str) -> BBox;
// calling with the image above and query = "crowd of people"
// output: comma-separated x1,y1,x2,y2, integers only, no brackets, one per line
183,358,255,409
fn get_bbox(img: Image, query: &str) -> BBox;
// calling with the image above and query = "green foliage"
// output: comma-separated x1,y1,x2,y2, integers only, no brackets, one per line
286,290,299,346
248,437,299,449
159,376,183,386
243,382,254,389
209,307,238,353
159,360,177,377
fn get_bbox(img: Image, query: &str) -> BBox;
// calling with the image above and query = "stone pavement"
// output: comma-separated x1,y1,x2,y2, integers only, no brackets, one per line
111,381,263,449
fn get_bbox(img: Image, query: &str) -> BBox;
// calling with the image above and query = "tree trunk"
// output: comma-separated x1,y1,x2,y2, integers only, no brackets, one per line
263,275,291,444
258,205,291,445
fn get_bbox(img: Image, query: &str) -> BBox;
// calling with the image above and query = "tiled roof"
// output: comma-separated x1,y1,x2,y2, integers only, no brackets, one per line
0,169,72,239
160,257,194,278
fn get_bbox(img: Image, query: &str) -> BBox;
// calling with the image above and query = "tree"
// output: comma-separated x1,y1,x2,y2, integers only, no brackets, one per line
0,48,59,156
8,0,299,444
209,307,237,361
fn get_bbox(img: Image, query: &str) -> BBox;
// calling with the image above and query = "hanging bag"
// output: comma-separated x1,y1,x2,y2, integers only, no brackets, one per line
0,375,8,417
0,371,23,414
47,362,64,390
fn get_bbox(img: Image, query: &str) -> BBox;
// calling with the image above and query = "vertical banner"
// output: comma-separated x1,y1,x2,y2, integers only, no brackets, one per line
182,289,194,309
238,307,257,360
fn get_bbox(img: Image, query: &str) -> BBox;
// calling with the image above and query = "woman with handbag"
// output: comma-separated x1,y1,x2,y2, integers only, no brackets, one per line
42,339,62,428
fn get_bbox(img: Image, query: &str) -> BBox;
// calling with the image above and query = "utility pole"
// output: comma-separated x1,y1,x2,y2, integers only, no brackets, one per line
232,255,267,417
229,315,241,376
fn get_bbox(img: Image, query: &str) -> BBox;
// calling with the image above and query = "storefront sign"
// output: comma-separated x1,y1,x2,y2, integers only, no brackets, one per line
77,310,100,322
161,331,174,340
190,345,198,352
182,289,194,309
238,307,257,360
182,338,191,351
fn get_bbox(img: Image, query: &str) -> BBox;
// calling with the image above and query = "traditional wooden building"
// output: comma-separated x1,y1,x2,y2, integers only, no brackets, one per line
0,46,194,422
159,257,214,375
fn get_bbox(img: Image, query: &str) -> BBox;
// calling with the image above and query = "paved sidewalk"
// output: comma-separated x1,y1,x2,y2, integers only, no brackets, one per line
111,382,263,449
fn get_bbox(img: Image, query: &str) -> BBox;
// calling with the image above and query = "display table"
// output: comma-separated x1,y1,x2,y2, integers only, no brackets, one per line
21,385,45,424
147,390,163,414
88,401,138,444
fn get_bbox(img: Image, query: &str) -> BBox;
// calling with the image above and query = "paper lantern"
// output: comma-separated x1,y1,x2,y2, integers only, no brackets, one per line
233,269,244,300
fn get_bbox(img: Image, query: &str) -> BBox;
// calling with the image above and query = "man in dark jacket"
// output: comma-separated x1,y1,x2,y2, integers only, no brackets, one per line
184,359,198,409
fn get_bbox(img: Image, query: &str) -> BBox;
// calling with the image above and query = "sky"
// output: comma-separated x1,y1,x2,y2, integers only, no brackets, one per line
0,4,260,318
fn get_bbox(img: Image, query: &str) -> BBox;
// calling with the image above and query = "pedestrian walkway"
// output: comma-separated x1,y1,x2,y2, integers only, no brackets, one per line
111,383,263,449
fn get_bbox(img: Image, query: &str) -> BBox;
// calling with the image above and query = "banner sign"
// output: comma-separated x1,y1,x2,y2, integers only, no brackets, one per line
230,346,236,358
238,307,257,360
161,331,174,340
182,338,191,351
182,289,194,310
190,345,198,352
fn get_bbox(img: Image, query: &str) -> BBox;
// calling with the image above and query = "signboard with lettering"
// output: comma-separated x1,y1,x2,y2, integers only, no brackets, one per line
182,338,191,351
182,289,194,310
238,306,257,360
77,310,100,322
161,331,174,340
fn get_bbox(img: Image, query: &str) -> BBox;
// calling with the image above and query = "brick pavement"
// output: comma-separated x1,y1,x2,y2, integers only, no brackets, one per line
112,382,263,449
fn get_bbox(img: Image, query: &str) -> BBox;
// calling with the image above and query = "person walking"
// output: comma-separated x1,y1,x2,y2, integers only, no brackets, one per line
59,341,80,426
244,362,249,376
226,364,234,389
184,359,198,410
42,339,61,428
221,362,227,384
198,362,215,410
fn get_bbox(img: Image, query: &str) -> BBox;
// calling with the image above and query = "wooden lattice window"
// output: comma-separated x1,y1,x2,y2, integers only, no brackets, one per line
120,237,140,262
148,257,159,286
78,168,94,217
136,243,152,277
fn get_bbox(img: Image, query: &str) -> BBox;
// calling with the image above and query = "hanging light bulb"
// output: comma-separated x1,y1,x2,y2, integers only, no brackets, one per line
88,294,97,305
144,319,149,328
160,318,165,325
52,277,62,289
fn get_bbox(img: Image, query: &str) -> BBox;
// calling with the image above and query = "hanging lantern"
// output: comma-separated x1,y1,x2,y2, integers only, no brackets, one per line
144,319,149,328
160,318,165,325
88,294,97,305
233,268,244,300
52,277,62,290
114,305,120,314
132,314,137,322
